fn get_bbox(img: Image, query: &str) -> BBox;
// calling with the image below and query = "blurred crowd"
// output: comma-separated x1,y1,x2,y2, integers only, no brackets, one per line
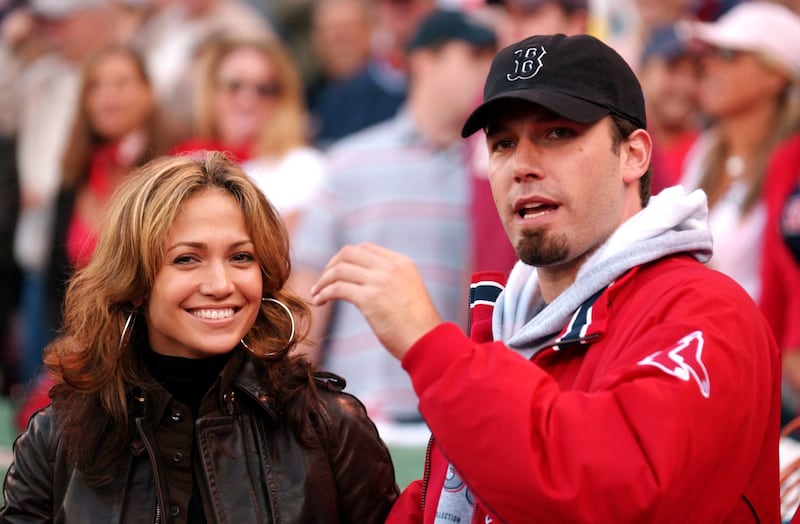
0,0,799,443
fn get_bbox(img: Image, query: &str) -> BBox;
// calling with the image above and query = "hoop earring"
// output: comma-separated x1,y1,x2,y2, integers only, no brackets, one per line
262,297,296,347
119,311,136,353
240,298,296,352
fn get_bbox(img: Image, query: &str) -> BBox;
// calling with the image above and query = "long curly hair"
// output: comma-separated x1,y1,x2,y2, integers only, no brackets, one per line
44,151,316,485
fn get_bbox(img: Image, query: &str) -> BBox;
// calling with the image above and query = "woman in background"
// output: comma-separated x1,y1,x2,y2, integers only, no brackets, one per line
16,44,179,429
680,2,800,300
1,152,398,522
174,36,326,234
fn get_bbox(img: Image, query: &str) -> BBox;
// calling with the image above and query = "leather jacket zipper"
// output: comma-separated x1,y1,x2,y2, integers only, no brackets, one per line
136,418,170,524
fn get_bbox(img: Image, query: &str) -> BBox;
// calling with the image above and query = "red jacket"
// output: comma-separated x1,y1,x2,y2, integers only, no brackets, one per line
388,256,780,523
760,134,800,353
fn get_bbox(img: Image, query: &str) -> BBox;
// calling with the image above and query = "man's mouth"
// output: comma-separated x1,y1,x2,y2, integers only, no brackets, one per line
517,202,558,219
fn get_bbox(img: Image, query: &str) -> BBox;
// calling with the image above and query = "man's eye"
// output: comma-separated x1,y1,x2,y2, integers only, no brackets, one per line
546,127,575,139
491,139,515,151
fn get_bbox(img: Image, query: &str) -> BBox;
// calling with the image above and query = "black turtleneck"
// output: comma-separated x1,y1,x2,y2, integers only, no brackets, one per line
142,348,231,419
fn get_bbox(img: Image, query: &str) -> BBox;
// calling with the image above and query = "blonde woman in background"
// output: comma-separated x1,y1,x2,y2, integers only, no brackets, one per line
679,2,800,301
174,36,326,235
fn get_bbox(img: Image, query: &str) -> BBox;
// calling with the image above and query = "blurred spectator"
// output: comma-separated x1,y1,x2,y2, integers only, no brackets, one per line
0,134,19,395
173,36,325,235
373,0,437,72
290,9,496,423
0,4,27,393
638,23,701,193
11,0,117,391
307,0,406,148
47,44,178,332
760,135,800,421
16,44,177,429
132,0,273,131
601,0,720,69
486,0,588,47
680,1,800,301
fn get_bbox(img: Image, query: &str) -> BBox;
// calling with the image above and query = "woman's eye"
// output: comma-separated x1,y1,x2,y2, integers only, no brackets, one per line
172,255,196,265
232,252,255,263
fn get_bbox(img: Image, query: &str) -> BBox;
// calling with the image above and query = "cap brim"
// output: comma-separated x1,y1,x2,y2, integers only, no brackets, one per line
684,20,758,52
461,90,610,137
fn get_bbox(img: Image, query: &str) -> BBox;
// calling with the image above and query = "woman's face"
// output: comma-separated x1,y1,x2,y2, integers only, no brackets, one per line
86,51,154,141
213,47,281,147
697,47,788,119
145,188,263,359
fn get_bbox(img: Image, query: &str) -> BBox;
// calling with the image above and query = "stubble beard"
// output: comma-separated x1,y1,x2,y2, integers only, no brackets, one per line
515,228,569,267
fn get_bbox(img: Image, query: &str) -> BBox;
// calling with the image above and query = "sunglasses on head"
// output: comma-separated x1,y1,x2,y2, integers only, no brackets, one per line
218,79,282,98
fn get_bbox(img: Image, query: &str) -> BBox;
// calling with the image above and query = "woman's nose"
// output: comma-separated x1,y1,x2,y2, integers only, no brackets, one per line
200,261,235,296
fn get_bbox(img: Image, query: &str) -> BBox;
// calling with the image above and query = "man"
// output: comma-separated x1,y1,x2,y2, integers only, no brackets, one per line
290,9,496,423
487,0,588,47
311,33,780,522
638,23,700,193
307,0,407,147
470,0,589,276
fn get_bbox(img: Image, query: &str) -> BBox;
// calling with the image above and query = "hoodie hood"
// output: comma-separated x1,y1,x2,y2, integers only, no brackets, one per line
493,185,712,359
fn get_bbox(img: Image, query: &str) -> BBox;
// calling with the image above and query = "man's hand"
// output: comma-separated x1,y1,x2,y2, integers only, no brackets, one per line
310,243,443,360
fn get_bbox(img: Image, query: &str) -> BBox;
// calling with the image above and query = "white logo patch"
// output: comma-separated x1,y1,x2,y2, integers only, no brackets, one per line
507,46,547,81
638,330,711,398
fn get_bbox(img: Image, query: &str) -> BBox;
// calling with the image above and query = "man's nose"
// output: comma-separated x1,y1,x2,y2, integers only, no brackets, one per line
512,140,544,182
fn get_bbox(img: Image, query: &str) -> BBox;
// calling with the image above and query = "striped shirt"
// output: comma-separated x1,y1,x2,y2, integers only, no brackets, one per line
292,108,471,422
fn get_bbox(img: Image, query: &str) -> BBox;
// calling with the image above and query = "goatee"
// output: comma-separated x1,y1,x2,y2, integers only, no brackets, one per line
515,229,569,266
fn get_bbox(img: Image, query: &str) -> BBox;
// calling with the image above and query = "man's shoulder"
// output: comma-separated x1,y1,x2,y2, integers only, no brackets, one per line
626,255,757,305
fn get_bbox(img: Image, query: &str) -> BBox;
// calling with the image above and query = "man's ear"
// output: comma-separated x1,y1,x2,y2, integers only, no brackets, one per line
621,128,652,184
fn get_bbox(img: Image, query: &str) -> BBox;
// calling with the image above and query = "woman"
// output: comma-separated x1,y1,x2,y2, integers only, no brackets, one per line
173,36,325,233
1,152,398,522
49,43,179,291
15,44,180,429
680,2,800,300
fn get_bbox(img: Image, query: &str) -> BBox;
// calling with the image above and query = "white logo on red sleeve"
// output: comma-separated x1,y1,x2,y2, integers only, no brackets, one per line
638,331,710,398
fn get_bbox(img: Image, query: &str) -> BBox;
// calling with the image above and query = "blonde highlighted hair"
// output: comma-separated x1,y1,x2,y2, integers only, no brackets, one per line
45,152,312,484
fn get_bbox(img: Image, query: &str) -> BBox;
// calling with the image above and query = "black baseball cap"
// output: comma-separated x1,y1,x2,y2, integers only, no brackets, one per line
407,9,497,52
461,33,646,137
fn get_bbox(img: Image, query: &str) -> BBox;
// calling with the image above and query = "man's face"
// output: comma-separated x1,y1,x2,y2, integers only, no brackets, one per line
485,103,641,277
495,2,586,47
421,41,495,125
639,54,699,132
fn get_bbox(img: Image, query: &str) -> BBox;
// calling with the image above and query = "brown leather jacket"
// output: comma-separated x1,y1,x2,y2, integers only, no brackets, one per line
1,353,399,523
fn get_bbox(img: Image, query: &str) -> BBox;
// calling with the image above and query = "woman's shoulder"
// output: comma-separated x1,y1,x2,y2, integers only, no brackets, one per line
10,405,63,466
309,371,385,440
311,371,367,419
